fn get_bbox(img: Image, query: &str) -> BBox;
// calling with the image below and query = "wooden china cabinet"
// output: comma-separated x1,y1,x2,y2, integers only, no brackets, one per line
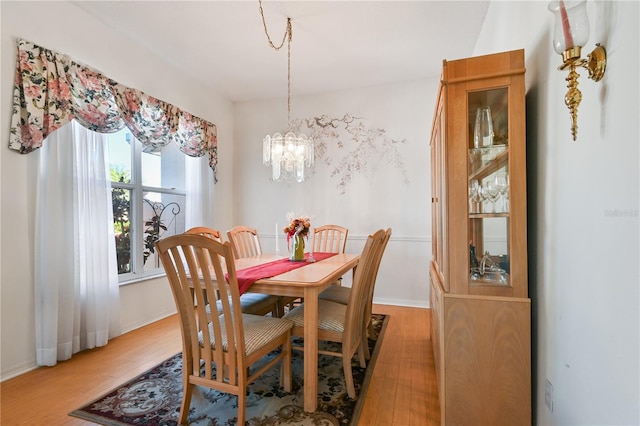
429,49,531,425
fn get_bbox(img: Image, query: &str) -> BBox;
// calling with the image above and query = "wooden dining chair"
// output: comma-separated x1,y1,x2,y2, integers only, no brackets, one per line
155,234,294,425
283,228,387,398
311,224,349,286
185,227,280,317
311,224,348,254
184,226,223,241
318,228,391,360
226,225,263,259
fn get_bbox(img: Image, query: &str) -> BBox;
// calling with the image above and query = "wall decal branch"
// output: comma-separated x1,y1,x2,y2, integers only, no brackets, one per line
292,114,409,194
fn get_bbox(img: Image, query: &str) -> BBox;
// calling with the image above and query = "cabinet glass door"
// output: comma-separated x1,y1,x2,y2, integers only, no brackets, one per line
467,88,510,286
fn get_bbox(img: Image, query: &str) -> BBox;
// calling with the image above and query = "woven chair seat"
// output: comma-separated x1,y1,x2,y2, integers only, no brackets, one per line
206,293,280,317
318,285,350,305
199,314,294,356
285,299,346,333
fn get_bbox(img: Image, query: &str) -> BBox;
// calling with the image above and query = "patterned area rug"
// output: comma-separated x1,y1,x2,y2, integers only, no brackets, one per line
70,314,388,425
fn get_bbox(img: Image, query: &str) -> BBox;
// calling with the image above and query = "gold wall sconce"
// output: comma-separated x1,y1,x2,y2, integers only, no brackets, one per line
548,0,606,140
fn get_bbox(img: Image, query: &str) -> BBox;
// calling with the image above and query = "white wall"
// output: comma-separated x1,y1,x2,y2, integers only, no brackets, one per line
0,1,234,379
234,79,437,307
475,1,639,424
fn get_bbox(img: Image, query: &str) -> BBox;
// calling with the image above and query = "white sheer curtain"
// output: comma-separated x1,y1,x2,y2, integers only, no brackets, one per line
35,120,121,366
185,154,216,229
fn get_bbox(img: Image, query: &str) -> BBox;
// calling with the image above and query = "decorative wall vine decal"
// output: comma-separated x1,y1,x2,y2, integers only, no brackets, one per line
291,114,409,194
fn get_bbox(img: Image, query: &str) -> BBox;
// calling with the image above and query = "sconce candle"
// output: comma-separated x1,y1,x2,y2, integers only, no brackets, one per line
549,0,589,55
559,0,574,48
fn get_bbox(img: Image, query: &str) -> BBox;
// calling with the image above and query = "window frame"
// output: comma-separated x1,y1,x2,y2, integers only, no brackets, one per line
110,132,186,284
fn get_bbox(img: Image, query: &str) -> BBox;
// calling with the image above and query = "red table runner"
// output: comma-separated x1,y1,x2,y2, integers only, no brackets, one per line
233,252,336,295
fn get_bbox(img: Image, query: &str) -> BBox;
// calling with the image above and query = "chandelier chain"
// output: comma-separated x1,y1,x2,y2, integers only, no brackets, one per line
287,20,291,131
258,0,289,50
258,0,293,131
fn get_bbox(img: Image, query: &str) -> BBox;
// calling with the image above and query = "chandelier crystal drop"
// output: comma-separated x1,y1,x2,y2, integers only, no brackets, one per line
259,3,314,182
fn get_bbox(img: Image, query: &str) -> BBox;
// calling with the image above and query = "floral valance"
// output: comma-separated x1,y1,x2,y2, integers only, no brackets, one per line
8,38,218,182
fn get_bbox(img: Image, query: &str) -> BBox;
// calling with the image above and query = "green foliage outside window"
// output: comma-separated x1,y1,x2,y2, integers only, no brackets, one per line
111,168,131,274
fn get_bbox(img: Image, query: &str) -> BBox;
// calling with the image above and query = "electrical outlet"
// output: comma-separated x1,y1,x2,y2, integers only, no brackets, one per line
545,379,554,412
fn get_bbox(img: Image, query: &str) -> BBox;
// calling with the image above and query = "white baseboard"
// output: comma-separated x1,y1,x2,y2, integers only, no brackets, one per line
1,361,39,382
120,310,177,334
373,297,429,309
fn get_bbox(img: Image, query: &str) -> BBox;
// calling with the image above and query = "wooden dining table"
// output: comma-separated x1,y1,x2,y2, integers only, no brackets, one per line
235,252,360,413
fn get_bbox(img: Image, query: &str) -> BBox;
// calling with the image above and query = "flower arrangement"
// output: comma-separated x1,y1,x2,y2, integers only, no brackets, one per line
283,212,311,261
283,212,311,241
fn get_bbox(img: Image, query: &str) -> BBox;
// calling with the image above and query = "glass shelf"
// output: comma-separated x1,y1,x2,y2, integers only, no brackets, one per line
469,147,508,182
470,212,509,219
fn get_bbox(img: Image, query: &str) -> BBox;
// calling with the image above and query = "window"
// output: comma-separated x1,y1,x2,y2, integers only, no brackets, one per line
107,129,186,282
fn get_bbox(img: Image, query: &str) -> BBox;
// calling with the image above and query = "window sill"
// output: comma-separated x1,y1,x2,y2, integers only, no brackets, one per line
118,272,167,287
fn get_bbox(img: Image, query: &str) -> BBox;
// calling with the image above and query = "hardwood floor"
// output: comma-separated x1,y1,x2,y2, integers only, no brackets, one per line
0,304,440,425
360,304,440,426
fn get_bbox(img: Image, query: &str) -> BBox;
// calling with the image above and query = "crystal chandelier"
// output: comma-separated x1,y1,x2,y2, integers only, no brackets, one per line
259,3,314,182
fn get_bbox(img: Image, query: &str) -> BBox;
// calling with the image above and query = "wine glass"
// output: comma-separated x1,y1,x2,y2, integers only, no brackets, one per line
469,179,480,213
477,183,488,213
483,180,500,213
494,173,509,212
474,107,494,149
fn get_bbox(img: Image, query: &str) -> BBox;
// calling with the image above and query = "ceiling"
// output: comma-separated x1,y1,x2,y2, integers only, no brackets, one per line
72,1,490,103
